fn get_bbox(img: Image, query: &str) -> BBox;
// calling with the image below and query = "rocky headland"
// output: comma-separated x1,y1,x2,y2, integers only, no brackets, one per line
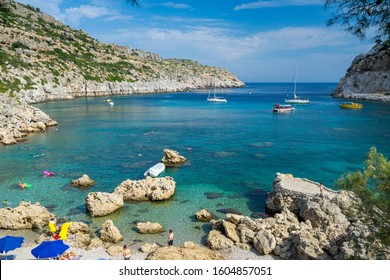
1,173,388,260
332,42,390,102
0,0,244,145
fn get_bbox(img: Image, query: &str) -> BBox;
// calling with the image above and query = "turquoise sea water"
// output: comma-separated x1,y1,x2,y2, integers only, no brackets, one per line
1,83,389,245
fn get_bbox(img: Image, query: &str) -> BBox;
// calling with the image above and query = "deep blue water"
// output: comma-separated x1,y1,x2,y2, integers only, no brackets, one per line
1,82,389,244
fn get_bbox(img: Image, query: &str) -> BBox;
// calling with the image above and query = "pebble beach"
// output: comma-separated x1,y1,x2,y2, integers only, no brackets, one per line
0,229,275,260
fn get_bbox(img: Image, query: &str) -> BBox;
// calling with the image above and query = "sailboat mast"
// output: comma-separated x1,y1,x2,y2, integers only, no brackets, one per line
294,69,297,99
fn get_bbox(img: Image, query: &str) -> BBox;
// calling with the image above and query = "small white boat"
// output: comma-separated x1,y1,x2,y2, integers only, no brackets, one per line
272,103,295,113
144,163,165,177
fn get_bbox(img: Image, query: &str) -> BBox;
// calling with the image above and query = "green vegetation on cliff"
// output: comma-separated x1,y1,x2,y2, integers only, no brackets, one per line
336,147,390,247
0,0,242,97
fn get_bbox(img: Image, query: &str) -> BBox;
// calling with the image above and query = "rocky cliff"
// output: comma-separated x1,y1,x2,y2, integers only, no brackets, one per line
332,42,390,102
0,0,244,144
207,173,390,260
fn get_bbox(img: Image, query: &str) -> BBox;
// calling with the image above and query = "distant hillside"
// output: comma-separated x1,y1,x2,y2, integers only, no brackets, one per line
0,0,244,104
332,42,390,102
0,0,244,145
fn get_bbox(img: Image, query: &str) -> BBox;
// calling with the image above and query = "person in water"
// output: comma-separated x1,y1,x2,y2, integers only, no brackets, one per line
19,182,26,189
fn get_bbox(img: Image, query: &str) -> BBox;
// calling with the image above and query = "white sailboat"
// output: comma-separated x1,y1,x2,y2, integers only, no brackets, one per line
207,79,227,103
285,70,310,104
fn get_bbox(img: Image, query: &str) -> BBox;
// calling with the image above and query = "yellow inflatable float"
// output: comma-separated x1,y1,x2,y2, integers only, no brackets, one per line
59,222,72,240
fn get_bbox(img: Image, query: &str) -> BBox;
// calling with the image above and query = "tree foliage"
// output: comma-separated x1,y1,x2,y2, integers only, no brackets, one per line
336,147,390,245
324,0,390,42
126,0,139,6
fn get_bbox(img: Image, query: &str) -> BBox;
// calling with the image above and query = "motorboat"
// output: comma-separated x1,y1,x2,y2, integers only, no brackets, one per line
144,163,165,177
340,102,363,109
273,103,295,113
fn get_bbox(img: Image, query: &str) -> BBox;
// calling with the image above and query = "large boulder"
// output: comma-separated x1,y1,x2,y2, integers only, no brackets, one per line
114,176,176,201
100,220,123,244
161,149,187,166
140,243,161,253
136,221,164,234
206,230,234,250
0,201,53,230
222,220,240,243
71,174,96,187
253,230,276,255
147,243,224,260
292,227,331,260
85,192,124,217
68,221,89,234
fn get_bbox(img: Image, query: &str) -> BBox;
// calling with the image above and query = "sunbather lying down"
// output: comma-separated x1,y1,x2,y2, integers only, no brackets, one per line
60,251,81,260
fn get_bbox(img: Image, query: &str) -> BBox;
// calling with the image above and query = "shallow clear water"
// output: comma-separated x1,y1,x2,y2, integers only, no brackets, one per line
1,83,389,245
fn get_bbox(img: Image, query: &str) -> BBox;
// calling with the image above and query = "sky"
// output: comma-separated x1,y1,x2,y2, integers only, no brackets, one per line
17,0,375,82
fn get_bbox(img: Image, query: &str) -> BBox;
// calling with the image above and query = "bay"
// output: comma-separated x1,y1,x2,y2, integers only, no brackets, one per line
1,82,389,245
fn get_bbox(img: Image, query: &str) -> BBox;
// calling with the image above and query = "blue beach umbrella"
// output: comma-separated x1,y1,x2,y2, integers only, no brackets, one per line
31,240,69,259
0,235,24,254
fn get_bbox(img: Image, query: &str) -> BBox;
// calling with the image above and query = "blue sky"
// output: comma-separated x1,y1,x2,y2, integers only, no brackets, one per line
18,0,374,82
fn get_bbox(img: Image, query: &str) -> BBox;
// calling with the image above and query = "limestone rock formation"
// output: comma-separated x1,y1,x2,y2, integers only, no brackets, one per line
146,243,224,260
0,95,57,145
114,176,176,201
161,149,187,166
100,219,123,244
0,201,53,230
206,173,390,259
253,230,276,255
66,221,91,248
206,229,234,250
136,221,164,234
85,192,124,217
106,245,123,256
71,174,96,187
195,209,213,222
87,238,104,250
332,42,390,102
140,242,161,253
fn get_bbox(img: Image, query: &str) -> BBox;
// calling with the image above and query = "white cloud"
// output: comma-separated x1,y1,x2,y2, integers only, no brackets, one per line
160,1,193,10
95,24,373,81
18,0,63,18
18,0,131,26
234,0,322,11
63,5,115,25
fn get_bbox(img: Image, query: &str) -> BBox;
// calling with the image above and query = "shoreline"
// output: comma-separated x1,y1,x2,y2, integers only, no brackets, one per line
0,230,275,260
